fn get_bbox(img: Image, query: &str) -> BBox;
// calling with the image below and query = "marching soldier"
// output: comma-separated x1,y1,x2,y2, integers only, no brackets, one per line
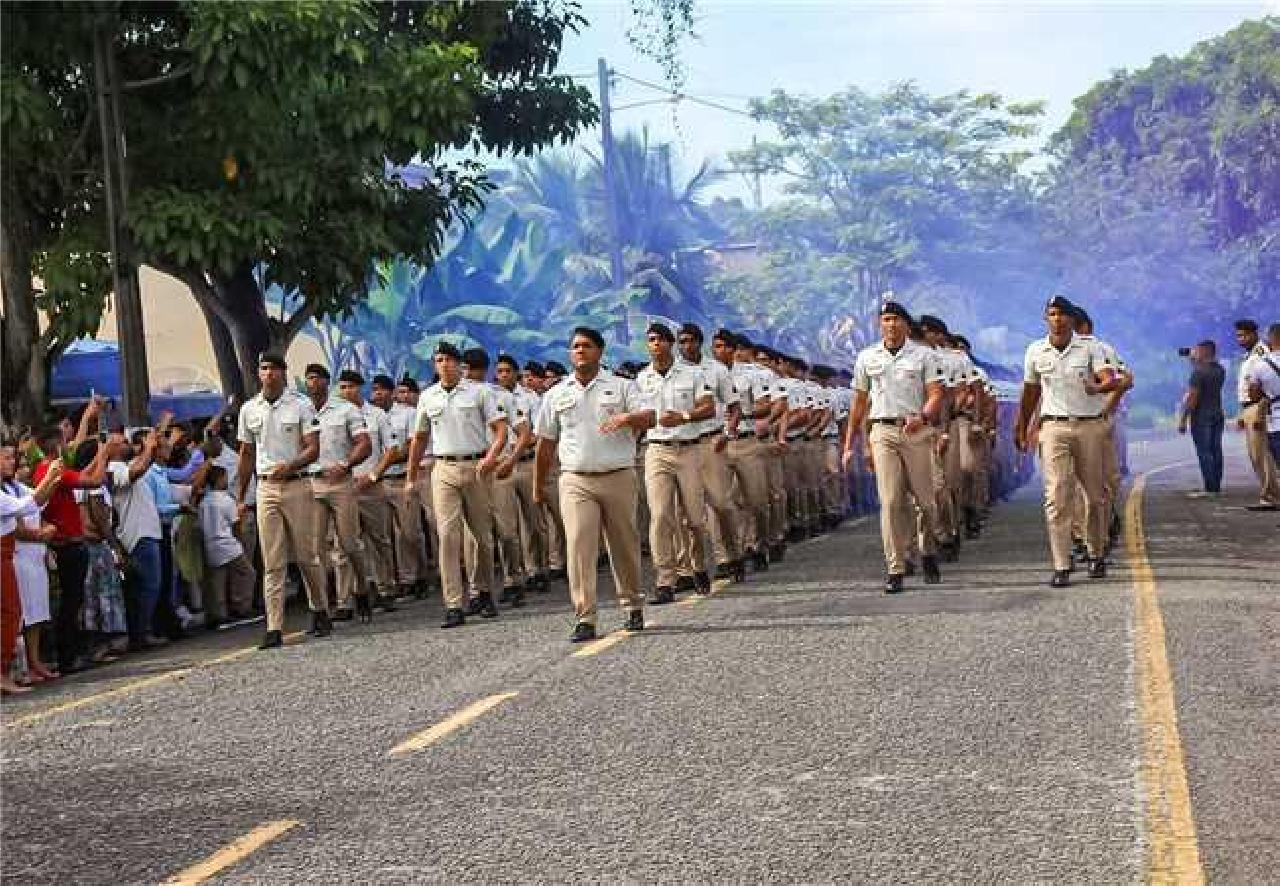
842,301,946,593
396,376,438,596
715,330,771,572
336,370,398,612
754,345,791,562
533,327,653,642
1234,320,1280,509
676,323,744,583
369,374,429,599
303,364,375,622
636,323,715,603
496,354,550,593
235,354,331,648
1015,296,1119,587
406,342,509,628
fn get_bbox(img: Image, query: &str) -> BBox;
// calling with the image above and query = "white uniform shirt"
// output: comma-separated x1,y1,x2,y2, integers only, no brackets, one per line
731,362,770,436
499,385,538,456
853,339,945,419
416,378,507,457
1022,333,1114,418
350,401,394,478
237,390,318,478
382,402,417,477
1239,342,1271,407
1076,334,1126,416
636,362,714,442
535,371,647,472
678,355,739,436
311,399,369,471
107,461,163,553
1244,349,1280,425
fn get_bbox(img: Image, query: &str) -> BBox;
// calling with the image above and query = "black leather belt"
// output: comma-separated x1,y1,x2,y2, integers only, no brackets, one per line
438,452,484,462
649,438,701,448
1041,415,1102,422
870,418,905,426
518,451,535,462
565,467,629,476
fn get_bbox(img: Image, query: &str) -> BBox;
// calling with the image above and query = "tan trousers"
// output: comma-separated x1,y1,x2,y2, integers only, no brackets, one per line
559,469,643,626
680,439,739,572
870,423,941,574
383,475,425,586
513,459,548,578
433,459,496,609
1243,403,1280,505
764,443,787,545
312,475,372,610
955,417,981,513
783,440,809,532
645,442,706,588
1039,418,1110,571
413,462,438,575
715,436,769,559
541,465,566,570
202,554,256,622
335,481,395,599
939,418,964,538
465,470,523,592
257,477,328,631
821,437,845,517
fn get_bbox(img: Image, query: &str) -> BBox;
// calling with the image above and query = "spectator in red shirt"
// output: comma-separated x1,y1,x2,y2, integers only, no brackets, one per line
31,403,110,674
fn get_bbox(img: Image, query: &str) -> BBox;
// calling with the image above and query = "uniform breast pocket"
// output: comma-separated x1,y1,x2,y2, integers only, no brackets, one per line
673,383,697,408
280,421,300,442
425,404,446,425
244,414,264,436
1033,358,1057,377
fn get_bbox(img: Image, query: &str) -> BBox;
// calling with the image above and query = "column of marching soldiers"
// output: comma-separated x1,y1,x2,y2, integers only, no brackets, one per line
235,293,1131,647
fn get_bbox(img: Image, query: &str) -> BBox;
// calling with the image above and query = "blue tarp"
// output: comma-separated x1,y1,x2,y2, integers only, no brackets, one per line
51,339,225,422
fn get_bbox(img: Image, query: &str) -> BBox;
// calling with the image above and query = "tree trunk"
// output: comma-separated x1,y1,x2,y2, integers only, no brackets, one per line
197,297,244,401
0,219,48,430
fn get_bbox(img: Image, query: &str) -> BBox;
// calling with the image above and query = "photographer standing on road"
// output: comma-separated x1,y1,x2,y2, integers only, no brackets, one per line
1178,340,1226,497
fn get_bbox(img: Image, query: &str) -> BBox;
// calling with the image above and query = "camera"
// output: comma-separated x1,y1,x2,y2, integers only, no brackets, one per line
1177,347,1193,357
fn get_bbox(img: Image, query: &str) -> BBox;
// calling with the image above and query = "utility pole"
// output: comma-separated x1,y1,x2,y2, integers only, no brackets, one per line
93,17,150,425
597,57,629,342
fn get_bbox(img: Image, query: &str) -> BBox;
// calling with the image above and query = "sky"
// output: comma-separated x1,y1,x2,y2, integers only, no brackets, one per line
553,0,1274,202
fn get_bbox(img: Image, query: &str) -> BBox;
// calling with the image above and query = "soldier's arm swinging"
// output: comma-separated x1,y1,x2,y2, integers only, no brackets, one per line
1015,383,1041,452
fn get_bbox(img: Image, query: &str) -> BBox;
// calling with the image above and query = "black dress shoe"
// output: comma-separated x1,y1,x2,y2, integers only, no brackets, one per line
922,556,941,585
312,610,333,637
694,571,712,595
258,630,284,650
441,608,466,629
884,574,905,594
941,541,958,563
414,579,433,600
903,560,917,577
713,562,733,581
1049,570,1071,588
355,593,373,624
505,586,526,608
730,559,746,583
526,574,549,593
549,567,567,581
377,594,397,612
331,608,354,622
478,592,499,618
623,610,644,632
1088,558,1107,579
751,549,769,572
675,575,697,594
466,596,485,617
1246,503,1279,512
787,527,806,544
650,586,675,605
570,621,597,643
770,543,786,563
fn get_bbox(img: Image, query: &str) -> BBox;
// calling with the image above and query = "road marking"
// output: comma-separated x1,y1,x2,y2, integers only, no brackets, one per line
388,692,519,757
5,631,307,730
571,631,632,657
1125,468,1205,885
161,819,300,885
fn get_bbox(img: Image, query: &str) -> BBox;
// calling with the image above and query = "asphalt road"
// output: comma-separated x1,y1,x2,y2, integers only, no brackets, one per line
2,433,1276,885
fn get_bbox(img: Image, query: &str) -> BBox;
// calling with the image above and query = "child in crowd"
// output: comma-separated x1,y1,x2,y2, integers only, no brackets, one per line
198,466,257,628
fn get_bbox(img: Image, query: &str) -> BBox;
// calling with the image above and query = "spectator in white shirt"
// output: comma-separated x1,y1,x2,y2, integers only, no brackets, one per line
198,465,257,627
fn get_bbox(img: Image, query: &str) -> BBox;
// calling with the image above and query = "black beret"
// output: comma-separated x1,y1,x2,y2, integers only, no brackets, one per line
545,361,568,376
1045,294,1074,312
523,360,545,374
1072,307,1093,328
303,363,330,380
646,322,675,342
257,353,287,370
953,335,971,351
495,353,518,370
918,314,949,334
571,326,605,349
371,374,395,390
337,369,364,386
434,341,462,360
880,300,913,323
461,348,489,369
678,322,704,342
397,376,420,393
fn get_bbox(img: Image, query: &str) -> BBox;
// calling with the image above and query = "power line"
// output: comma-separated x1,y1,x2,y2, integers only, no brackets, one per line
610,70,759,120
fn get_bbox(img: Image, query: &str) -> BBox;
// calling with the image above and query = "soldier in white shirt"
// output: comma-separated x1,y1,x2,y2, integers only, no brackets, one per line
235,354,329,648
1243,322,1280,475
303,364,374,622
1234,319,1280,509
753,345,792,561
533,327,654,642
676,323,744,585
1072,308,1133,549
368,374,427,598
406,342,509,628
1015,296,1120,586
713,331,771,573
636,323,716,603
461,349,526,609
395,376,437,594
495,354,550,593
843,301,947,592
919,315,968,559
336,370,398,612
777,356,818,542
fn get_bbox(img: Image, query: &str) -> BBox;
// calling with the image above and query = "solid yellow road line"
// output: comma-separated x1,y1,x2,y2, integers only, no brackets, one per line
161,818,300,885
388,692,519,757
6,631,307,730
570,630,632,657
1125,471,1205,885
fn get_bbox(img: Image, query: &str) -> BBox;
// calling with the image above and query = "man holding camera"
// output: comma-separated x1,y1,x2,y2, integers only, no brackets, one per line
1177,340,1226,497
